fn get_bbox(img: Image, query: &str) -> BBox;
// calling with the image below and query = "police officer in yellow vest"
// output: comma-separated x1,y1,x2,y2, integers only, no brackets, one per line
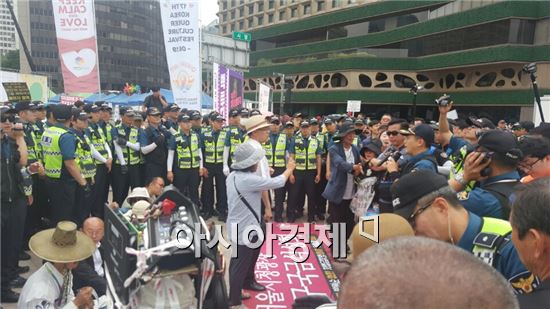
288,121,322,223
84,103,112,219
167,114,204,207
201,113,228,220
41,104,89,225
223,108,245,176
70,109,96,226
310,118,329,221
264,117,289,222
391,170,539,295
111,107,143,205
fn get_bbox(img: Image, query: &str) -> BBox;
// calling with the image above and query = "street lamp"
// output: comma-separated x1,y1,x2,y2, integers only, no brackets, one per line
409,84,423,120
273,72,285,114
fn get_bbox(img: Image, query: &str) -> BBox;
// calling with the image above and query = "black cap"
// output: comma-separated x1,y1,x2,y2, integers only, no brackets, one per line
429,122,440,131
400,124,434,146
52,104,72,121
479,118,495,129
466,117,483,128
531,122,550,139
120,107,136,117
96,101,111,110
518,135,550,158
240,108,250,117
165,104,180,113
32,101,45,110
293,112,303,118
151,86,160,92
229,108,240,118
324,118,334,125
147,107,162,116
250,109,262,116
210,114,225,122
361,139,382,156
355,119,365,125
517,121,535,132
300,121,310,128
478,130,522,161
284,121,294,128
336,123,356,137
83,103,99,113
189,111,201,120
15,101,35,112
391,170,449,219
0,104,16,115
72,109,88,121
309,118,319,125
270,117,280,125
178,114,190,122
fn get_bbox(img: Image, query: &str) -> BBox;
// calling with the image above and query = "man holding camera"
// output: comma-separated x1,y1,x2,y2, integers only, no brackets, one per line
386,124,438,176
449,130,522,220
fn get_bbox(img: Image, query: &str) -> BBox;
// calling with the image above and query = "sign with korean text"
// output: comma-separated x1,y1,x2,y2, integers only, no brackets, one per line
160,0,201,110
213,63,243,120
233,31,251,42
51,0,100,94
258,82,270,113
346,100,361,113
60,95,84,105
1,82,31,102
1,71,49,103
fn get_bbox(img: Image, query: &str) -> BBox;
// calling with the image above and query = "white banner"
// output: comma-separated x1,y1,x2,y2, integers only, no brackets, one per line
160,0,201,110
346,100,361,112
534,96,550,125
258,83,270,113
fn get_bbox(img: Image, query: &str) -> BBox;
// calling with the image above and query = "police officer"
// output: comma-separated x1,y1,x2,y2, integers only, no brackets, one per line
1,105,32,301
30,101,49,231
265,117,289,222
111,107,142,205
201,113,228,220
288,121,322,223
449,130,522,220
70,109,96,226
190,110,203,136
84,103,112,218
41,104,88,225
309,118,327,220
163,103,180,133
97,102,114,147
139,107,170,181
284,121,295,139
223,108,245,176
391,170,538,295
167,114,203,207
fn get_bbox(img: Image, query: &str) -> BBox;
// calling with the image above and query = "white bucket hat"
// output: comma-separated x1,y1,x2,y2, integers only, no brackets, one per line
241,115,271,134
231,141,266,170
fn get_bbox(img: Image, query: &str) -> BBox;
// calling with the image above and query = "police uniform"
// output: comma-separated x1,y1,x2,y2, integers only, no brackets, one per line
71,111,96,226
311,119,328,220
457,212,540,295
168,115,202,207
200,114,228,219
139,107,170,182
288,123,322,222
265,118,289,221
1,107,29,299
84,104,112,219
111,108,143,205
225,109,246,169
41,105,79,225
446,136,476,192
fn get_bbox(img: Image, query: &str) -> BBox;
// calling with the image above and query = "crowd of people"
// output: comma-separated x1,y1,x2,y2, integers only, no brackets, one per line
1,89,550,308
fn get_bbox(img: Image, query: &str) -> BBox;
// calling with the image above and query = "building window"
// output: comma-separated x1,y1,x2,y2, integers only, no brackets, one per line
291,8,297,18
248,4,254,14
332,0,339,8
258,16,263,25
240,8,244,17
304,4,311,15
223,2,227,10
222,25,226,33
231,10,235,19
279,11,285,20
268,14,274,23
258,2,264,11
318,1,325,10
239,21,244,29
280,0,285,5
268,0,274,9
248,18,254,27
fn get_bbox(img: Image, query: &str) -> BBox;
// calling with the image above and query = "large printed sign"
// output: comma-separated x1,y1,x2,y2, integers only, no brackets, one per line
213,63,243,120
160,0,201,110
0,71,48,102
258,82,271,113
51,0,100,94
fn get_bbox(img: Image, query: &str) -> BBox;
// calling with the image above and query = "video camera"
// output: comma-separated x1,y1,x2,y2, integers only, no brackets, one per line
376,150,402,167
435,94,452,107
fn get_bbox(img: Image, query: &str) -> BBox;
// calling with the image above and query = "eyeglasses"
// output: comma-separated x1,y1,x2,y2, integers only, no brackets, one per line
519,158,542,172
512,127,524,131
387,131,400,136
408,199,435,228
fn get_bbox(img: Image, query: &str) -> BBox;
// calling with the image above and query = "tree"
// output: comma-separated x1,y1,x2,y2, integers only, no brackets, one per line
1,50,20,70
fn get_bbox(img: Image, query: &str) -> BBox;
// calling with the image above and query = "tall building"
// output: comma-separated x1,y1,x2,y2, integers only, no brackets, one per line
17,0,170,94
0,0,18,55
233,0,550,120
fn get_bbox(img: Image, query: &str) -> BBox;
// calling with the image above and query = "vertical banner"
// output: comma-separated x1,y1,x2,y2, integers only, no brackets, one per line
213,63,243,120
51,0,100,94
258,82,270,113
160,0,201,110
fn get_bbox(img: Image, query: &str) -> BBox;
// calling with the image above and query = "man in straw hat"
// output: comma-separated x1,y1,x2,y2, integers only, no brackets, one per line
18,221,97,308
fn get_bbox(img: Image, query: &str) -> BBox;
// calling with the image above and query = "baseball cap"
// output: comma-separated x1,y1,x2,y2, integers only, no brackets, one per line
15,102,35,112
517,121,535,132
429,122,440,131
32,101,45,110
250,109,261,116
355,119,365,125
96,101,112,110
178,114,190,122
309,118,319,125
240,108,250,117
284,121,294,128
210,113,225,122
400,124,434,146
229,108,240,118
189,110,201,120
72,109,88,121
479,118,495,129
52,104,72,121
0,104,16,115
83,103,100,113
120,106,133,116
391,170,449,219
165,104,180,113
530,122,550,139
518,135,550,158
466,117,483,128
477,130,521,160
293,112,303,118
361,139,382,156
324,118,334,125
151,86,160,92
147,107,162,116
270,117,280,125
300,121,310,128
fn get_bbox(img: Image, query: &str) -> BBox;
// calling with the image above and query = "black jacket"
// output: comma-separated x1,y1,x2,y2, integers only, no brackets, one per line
1,136,25,202
72,246,106,296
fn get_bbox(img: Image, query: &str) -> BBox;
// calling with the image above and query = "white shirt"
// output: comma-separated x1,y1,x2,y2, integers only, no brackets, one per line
93,243,104,277
342,146,355,200
18,262,77,309
249,139,270,179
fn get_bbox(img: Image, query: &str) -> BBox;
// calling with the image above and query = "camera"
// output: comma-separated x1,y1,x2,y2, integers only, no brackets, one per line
522,62,537,74
435,94,452,107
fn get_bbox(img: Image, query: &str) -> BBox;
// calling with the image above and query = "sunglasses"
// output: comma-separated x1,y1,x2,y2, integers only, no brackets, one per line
387,131,400,136
1,115,15,123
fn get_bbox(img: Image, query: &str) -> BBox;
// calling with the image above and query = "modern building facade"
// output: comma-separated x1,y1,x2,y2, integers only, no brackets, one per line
237,0,550,121
18,0,170,94
0,0,17,55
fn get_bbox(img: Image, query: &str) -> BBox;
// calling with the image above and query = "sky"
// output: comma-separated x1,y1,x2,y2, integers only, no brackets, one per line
200,0,219,26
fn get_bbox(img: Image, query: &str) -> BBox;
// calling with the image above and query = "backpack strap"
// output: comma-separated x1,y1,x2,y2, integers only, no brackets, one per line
483,179,521,219
233,178,261,224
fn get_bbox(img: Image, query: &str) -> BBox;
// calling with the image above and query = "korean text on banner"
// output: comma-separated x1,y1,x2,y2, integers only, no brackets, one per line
213,63,243,120
258,83,270,113
51,0,100,94
160,0,201,110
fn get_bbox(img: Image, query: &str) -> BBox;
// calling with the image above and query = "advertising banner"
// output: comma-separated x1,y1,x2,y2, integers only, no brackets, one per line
160,0,201,110
60,95,84,105
51,0,100,94
258,82,270,113
213,63,243,120
1,71,50,102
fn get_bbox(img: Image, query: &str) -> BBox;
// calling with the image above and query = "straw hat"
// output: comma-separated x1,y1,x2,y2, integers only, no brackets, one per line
29,221,96,263
126,187,150,202
241,115,271,134
131,200,151,220
231,141,266,170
